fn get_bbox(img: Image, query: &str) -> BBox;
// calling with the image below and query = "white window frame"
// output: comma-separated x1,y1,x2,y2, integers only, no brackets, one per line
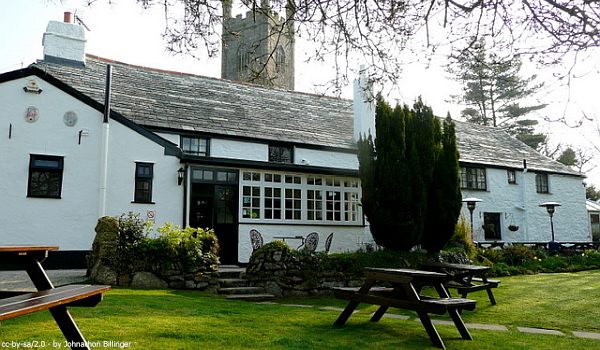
240,170,362,225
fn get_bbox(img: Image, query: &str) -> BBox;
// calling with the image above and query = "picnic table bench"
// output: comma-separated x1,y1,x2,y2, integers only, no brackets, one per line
333,267,477,349
0,245,110,350
421,262,500,305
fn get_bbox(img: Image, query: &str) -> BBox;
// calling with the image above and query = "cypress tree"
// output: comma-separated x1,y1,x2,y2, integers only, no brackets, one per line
357,96,462,252
422,113,462,251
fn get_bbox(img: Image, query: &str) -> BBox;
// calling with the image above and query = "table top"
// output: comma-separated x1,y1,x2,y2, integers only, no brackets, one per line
0,245,59,253
421,262,490,271
365,267,447,278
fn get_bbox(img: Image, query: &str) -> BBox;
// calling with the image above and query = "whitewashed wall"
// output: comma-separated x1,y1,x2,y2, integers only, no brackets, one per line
0,76,183,250
104,121,183,234
461,167,589,243
0,77,104,249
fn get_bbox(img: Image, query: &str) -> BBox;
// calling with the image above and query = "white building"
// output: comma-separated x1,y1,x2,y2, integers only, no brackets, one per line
0,15,591,267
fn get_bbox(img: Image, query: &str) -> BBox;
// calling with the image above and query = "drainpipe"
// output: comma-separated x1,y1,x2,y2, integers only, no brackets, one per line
520,159,529,241
98,64,112,217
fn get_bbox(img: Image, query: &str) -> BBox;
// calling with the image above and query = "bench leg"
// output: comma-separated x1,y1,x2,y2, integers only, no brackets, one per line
50,306,91,350
370,306,389,322
486,289,497,305
417,312,446,350
334,301,360,326
447,308,473,340
24,258,92,350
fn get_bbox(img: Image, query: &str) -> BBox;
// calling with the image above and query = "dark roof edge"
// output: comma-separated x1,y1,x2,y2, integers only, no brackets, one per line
180,155,359,177
153,127,358,154
1,66,181,157
459,160,584,178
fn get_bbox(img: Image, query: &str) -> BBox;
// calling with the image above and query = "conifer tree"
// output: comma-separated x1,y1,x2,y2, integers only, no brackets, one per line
358,96,461,251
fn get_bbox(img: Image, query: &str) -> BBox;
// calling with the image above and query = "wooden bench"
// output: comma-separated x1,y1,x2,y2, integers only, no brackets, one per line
421,262,500,305
333,268,478,349
333,287,477,316
0,284,110,321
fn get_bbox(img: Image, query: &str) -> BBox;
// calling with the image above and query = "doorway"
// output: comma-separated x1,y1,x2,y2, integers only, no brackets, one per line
188,167,239,264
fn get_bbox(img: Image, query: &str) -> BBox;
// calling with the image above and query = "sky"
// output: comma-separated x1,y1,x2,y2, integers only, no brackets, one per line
1,0,599,188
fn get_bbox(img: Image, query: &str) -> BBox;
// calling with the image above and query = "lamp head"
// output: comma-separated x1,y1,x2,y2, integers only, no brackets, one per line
539,202,561,216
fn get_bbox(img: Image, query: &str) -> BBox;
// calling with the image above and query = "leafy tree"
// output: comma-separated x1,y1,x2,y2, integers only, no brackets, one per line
556,147,578,167
586,185,600,202
91,0,600,93
449,40,547,150
357,96,461,251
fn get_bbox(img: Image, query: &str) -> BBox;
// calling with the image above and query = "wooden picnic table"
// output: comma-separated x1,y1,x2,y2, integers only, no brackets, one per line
421,262,500,305
333,267,477,349
0,245,110,350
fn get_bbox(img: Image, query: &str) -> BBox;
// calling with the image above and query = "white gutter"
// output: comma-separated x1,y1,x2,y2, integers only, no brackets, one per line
98,65,112,217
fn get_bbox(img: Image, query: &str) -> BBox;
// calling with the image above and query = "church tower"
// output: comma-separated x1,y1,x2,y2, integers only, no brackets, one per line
221,0,295,90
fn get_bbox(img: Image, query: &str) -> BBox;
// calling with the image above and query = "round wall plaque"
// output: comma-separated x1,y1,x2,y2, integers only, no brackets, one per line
24,106,39,123
63,111,78,127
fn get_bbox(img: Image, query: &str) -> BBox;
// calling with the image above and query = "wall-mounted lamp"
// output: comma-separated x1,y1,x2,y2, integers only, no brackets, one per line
539,202,561,252
78,129,89,144
177,167,185,186
462,197,483,241
23,79,43,94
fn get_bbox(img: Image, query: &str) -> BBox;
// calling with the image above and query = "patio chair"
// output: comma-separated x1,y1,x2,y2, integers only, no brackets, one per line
302,232,319,253
250,229,264,252
323,232,334,255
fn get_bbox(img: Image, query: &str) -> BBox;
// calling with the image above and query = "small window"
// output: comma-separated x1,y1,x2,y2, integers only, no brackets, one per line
536,173,549,193
181,136,209,156
460,166,487,190
269,145,293,163
28,155,64,198
507,170,516,184
134,163,153,203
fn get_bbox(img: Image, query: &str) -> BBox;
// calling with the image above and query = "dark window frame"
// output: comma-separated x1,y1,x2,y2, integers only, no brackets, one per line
536,173,549,193
180,136,209,156
507,169,517,184
460,166,487,190
27,155,64,198
269,144,293,164
134,162,154,203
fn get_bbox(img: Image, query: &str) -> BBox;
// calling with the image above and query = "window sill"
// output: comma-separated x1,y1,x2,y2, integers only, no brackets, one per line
131,201,156,204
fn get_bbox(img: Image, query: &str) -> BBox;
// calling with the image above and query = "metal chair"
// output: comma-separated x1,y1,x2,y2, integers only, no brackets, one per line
302,232,319,253
249,229,264,252
324,232,334,254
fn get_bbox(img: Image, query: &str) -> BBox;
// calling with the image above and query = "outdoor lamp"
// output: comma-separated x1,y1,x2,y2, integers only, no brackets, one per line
462,197,483,241
177,167,185,186
539,202,561,252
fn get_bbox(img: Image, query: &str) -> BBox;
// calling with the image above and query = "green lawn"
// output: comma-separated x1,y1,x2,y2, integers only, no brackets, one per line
1,270,599,349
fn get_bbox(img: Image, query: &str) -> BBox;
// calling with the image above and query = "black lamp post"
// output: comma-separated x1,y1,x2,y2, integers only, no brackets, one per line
539,202,561,252
463,197,483,242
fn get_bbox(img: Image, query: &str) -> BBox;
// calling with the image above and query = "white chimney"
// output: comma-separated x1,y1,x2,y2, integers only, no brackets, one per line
353,65,375,142
42,12,87,66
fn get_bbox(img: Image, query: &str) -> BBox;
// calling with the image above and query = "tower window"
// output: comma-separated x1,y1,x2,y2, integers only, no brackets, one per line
275,46,286,73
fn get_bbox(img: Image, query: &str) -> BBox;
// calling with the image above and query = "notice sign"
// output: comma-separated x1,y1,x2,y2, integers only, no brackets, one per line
146,210,156,223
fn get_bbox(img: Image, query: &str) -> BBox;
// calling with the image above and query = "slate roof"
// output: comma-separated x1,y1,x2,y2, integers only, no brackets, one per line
29,54,581,177
33,55,355,149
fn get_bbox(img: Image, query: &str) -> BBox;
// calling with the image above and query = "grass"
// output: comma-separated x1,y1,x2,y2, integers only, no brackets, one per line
1,270,599,349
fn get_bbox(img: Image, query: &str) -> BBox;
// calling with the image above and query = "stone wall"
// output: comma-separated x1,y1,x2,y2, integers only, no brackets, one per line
87,216,219,290
243,242,365,298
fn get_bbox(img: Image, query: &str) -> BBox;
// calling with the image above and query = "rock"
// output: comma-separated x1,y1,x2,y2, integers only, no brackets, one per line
131,272,168,289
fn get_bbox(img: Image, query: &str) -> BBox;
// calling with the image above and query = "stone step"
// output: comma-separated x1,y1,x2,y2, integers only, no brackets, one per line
218,278,251,288
218,286,265,295
215,267,246,279
225,293,276,302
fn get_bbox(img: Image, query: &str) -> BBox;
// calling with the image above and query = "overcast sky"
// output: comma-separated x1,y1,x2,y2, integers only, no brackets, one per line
2,0,599,188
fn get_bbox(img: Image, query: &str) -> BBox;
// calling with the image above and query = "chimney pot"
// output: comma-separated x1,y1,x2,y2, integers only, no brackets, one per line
64,12,73,23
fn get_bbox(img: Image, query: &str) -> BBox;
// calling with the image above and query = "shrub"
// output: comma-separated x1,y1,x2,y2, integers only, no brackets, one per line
444,214,476,256
500,245,537,265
